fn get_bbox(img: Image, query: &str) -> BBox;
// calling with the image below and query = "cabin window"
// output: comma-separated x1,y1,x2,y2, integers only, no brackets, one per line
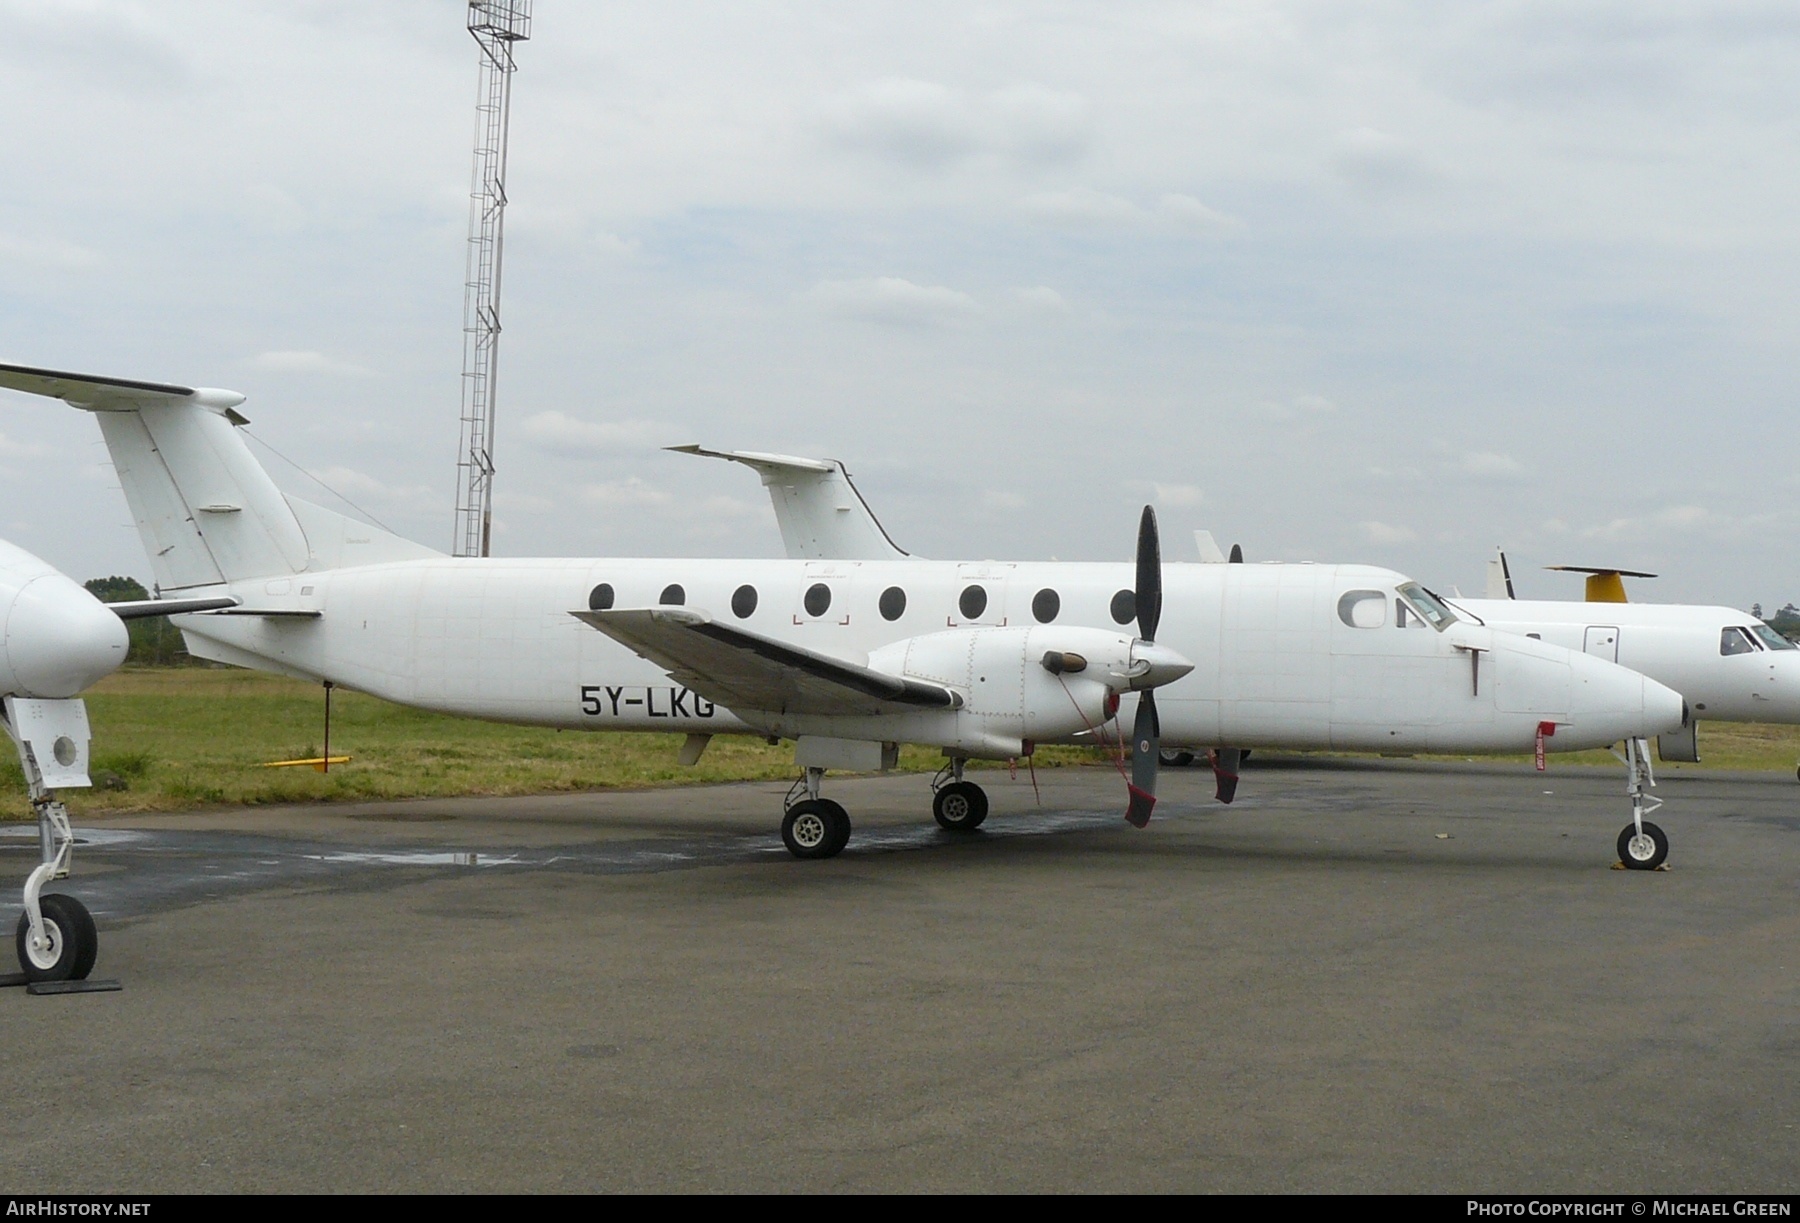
879,587,906,621
959,585,988,619
588,583,615,612
1721,627,1758,656
804,583,832,617
659,584,685,606
731,585,758,618
1751,624,1796,651
1110,589,1136,626
1395,582,1457,632
1032,588,1061,623
1336,590,1386,628
1526,633,1541,640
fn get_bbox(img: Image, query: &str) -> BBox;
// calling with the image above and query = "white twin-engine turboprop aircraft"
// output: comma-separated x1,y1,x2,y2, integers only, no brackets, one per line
1448,551,1800,773
0,364,1685,873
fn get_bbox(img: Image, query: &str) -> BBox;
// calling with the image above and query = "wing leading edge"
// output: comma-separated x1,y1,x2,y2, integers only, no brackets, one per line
571,607,961,717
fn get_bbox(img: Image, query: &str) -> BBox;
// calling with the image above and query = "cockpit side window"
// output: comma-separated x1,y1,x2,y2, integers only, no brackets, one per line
1721,627,1759,656
1395,582,1458,632
1751,624,1797,651
1337,590,1387,628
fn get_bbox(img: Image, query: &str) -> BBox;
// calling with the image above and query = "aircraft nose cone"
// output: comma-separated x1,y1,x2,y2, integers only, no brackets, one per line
1129,640,1194,690
1565,649,1686,745
4,576,129,698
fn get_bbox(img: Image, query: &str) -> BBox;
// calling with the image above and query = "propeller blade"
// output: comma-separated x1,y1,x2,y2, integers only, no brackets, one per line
1228,543,1243,564
1136,505,1162,642
1126,690,1160,827
1210,746,1242,804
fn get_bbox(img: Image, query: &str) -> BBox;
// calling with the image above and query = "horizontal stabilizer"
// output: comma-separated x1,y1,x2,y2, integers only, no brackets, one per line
572,607,960,717
106,596,241,620
0,361,248,420
1545,565,1657,604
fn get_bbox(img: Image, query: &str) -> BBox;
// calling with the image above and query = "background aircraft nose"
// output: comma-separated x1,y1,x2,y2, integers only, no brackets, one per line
3,575,130,698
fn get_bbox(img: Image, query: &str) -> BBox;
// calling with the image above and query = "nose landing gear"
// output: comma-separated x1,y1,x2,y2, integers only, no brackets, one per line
1612,737,1670,872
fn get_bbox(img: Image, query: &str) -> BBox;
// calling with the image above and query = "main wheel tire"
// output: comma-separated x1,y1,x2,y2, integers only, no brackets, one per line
817,799,852,857
1158,750,1196,768
15,893,97,982
933,781,989,831
1617,821,1669,871
783,800,850,860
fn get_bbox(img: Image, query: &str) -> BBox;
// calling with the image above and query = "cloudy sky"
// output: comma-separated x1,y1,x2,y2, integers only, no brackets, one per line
1,1,1795,607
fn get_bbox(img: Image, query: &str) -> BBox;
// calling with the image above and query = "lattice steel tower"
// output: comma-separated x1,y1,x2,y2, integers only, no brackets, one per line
454,0,532,558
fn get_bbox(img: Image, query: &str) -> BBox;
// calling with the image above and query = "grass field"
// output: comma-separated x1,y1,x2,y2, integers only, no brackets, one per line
7,667,1798,817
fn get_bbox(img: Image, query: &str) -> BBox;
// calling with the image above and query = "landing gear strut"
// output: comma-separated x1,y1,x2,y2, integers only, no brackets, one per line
1613,736,1669,871
0,698,107,986
931,759,988,831
782,767,850,859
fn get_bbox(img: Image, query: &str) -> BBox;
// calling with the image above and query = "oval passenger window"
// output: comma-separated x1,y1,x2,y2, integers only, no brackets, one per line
879,586,907,621
659,584,685,606
588,583,615,612
1032,588,1060,623
1110,589,1136,625
731,585,758,618
804,583,832,617
959,585,988,619
1336,590,1386,629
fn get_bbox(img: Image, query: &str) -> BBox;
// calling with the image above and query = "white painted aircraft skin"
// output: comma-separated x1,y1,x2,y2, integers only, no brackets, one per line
0,538,128,700
169,555,1679,757
1449,597,1800,725
0,364,1685,769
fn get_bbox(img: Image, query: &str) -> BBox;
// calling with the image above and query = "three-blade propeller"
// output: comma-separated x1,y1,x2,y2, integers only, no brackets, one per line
1126,506,1164,828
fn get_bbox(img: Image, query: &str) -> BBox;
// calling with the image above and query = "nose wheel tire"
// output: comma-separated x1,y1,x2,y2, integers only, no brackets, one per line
783,799,851,859
15,893,97,982
932,781,989,831
1617,821,1669,871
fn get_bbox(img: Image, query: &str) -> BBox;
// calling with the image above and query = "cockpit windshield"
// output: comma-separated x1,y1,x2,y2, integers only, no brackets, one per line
1751,624,1797,651
1396,582,1458,632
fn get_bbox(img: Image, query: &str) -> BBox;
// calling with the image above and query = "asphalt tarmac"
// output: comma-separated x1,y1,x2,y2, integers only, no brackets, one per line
1,757,1796,1193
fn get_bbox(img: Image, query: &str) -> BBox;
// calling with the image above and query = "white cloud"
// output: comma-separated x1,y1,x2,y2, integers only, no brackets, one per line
820,78,1089,170
810,277,978,326
580,478,673,509
1362,521,1419,544
1332,126,1438,191
519,411,667,454
1154,482,1204,507
982,490,1028,511
0,431,50,459
1261,394,1337,420
1458,451,1526,480
1021,188,1146,227
1157,194,1241,231
245,350,369,376
0,233,100,271
307,466,433,507
1011,285,1069,313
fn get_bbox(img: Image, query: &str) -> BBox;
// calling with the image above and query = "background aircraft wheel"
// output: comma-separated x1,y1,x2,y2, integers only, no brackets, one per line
783,800,849,860
14,893,97,982
932,781,988,831
1158,750,1195,768
1616,821,1669,871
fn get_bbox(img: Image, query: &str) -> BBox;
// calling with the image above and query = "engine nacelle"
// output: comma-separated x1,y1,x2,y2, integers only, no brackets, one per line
0,540,129,699
867,624,1187,754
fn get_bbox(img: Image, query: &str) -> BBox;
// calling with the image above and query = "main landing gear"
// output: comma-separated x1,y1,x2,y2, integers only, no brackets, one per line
778,759,996,859
931,759,987,831
1613,736,1669,871
13,787,100,984
782,768,851,860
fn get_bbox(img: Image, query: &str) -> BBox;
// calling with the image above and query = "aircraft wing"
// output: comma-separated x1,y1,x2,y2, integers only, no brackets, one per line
571,607,961,717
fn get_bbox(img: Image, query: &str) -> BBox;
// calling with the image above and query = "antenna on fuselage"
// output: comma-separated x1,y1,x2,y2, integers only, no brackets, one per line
453,1,532,558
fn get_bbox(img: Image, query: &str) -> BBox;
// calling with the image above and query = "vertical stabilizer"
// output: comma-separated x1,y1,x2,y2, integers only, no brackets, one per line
1486,549,1516,599
667,445,912,560
0,363,439,589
